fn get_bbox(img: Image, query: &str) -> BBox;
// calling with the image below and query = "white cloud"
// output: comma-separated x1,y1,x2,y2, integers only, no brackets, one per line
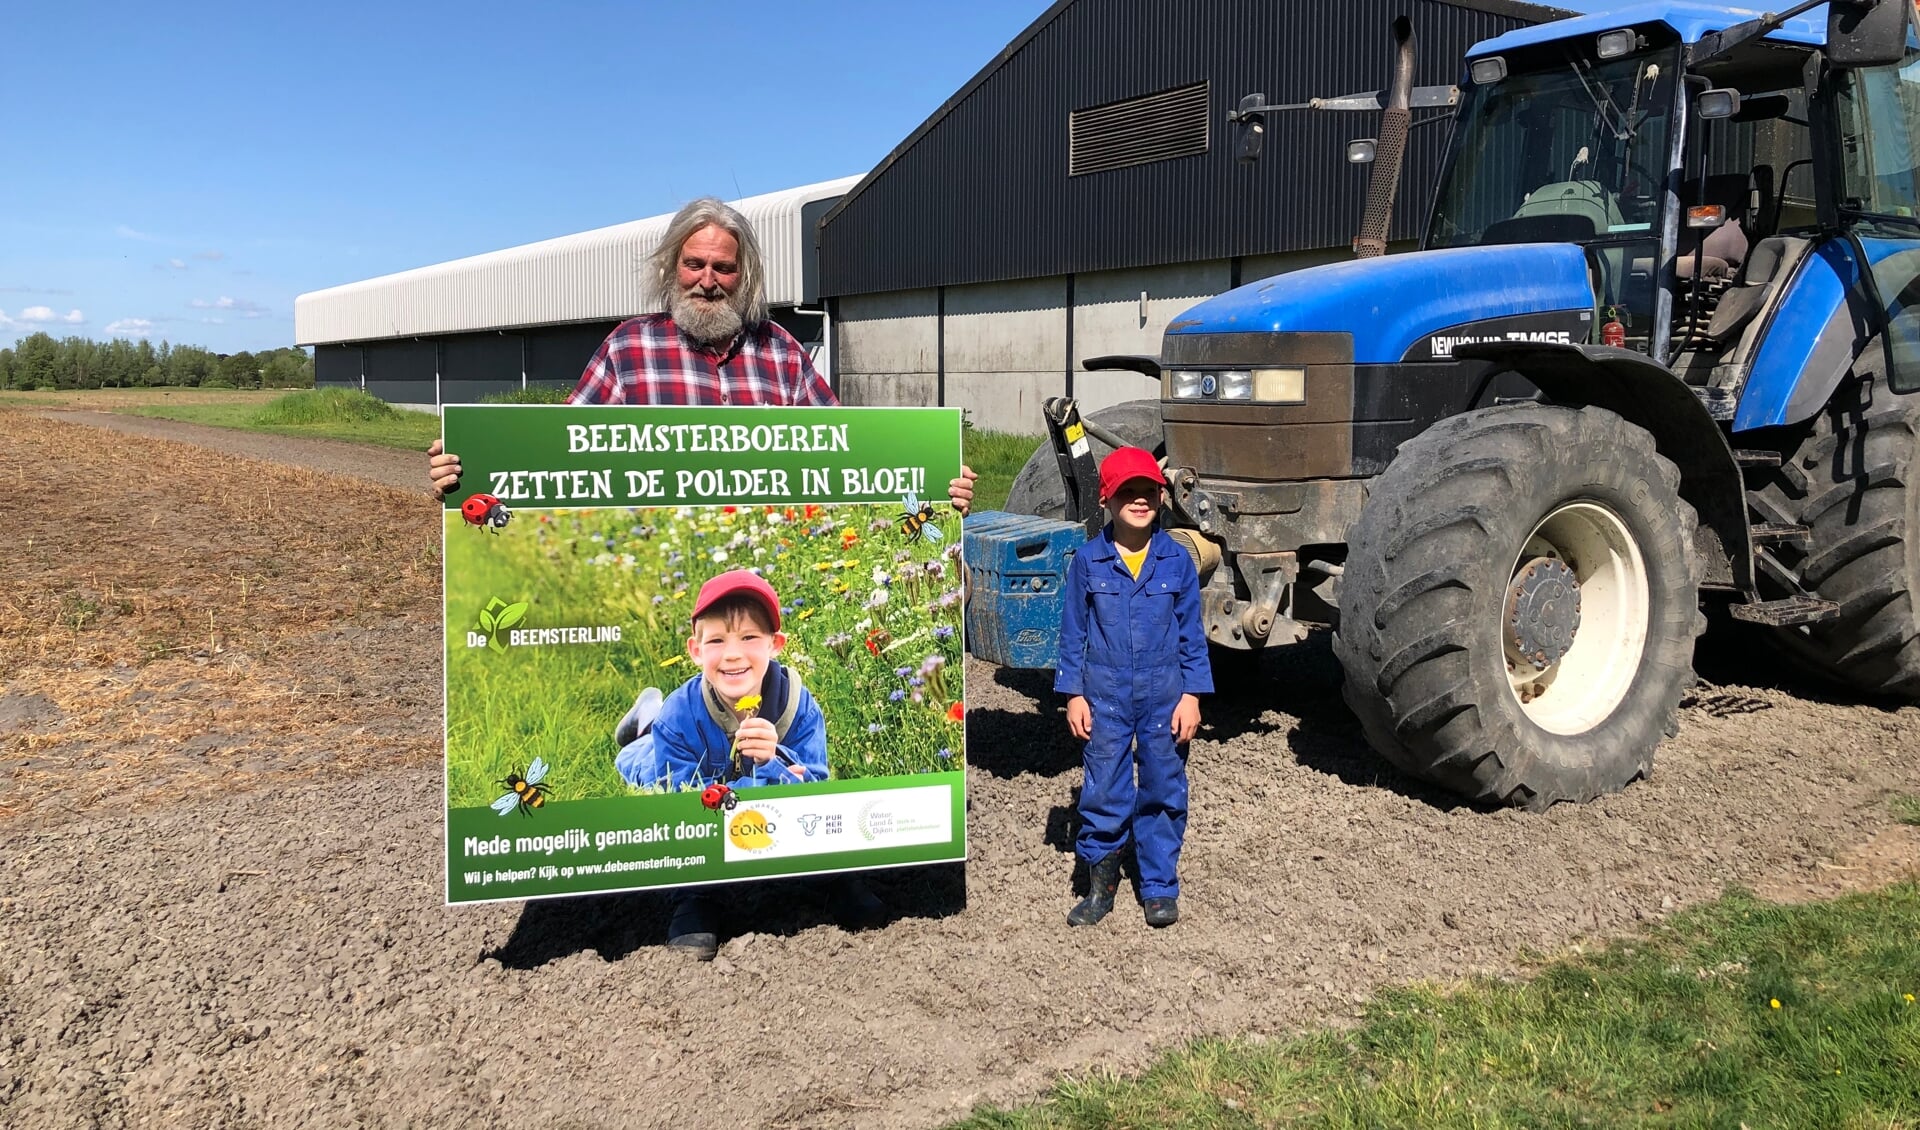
0,307,84,330
166,258,187,270
17,306,85,325
105,318,155,337
189,295,267,318
193,249,226,261
116,224,159,242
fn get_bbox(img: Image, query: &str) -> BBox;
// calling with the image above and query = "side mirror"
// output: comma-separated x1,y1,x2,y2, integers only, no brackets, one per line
1697,88,1743,119
1828,0,1912,67
1347,139,1378,165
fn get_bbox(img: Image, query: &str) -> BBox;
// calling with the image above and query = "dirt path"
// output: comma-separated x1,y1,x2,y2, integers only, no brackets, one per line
36,408,428,492
4,409,1917,1129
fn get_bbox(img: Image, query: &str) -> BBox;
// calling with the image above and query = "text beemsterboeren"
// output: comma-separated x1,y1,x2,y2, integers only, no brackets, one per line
567,422,850,455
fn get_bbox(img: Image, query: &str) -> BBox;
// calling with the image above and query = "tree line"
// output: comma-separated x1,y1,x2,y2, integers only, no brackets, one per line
0,332,314,391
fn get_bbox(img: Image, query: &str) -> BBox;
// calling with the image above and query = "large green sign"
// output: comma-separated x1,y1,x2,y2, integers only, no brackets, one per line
442,405,966,904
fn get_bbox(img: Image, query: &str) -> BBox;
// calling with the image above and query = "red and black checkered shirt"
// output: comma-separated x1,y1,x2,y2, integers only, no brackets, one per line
567,314,838,407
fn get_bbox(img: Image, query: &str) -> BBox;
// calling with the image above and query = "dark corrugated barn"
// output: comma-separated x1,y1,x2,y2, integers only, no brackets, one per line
818,0,1570,431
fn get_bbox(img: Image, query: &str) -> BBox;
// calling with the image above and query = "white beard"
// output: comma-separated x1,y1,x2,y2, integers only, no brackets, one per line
670,288,746,346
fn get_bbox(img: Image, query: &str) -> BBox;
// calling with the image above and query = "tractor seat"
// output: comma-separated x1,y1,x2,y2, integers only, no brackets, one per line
1704,235,1808,343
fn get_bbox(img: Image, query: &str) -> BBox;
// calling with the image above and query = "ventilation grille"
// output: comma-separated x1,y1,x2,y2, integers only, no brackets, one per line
1069,81,1210,177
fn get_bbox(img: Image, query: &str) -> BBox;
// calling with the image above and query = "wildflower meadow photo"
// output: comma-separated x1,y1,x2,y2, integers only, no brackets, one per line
440,405,967,904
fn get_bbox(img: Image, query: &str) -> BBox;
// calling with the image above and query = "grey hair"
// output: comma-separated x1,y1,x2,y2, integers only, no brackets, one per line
648,197,768,326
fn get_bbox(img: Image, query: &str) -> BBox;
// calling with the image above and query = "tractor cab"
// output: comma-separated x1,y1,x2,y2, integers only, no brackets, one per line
1435,2,1919,404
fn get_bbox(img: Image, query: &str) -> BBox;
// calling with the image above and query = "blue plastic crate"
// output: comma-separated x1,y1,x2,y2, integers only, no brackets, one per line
963,510,1087,670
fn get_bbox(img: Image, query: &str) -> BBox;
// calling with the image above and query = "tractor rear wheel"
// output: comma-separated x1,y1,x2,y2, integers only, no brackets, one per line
1333,403,1705,809
1748,363,1920,698
1004,400,1164,519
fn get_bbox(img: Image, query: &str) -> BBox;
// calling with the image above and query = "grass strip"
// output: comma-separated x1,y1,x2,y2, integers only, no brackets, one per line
964,429,1041,514
954,883,1920,1129
120,388,443,449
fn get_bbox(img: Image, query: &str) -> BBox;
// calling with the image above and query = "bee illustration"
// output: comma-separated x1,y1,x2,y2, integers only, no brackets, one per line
897,492,943,544
461,492,513,533
701,781,737,811
491,757,551,816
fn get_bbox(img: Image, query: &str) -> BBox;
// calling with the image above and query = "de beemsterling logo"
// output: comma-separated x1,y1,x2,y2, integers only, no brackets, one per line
474,597,529,653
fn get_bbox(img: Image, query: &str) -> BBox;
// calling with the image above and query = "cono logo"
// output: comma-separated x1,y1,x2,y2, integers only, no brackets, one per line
727,808,777,852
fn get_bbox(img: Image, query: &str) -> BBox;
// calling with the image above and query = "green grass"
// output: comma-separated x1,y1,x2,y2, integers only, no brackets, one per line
954,884,1920,1129
445,502,965,807
479,384,574,404
122,387,442,449
966,428,1043,514
1893,795,1920,827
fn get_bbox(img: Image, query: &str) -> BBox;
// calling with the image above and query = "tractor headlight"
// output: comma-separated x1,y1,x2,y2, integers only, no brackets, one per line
1167,369,1207,399
1253,367,1307,403
1217,370,1254,399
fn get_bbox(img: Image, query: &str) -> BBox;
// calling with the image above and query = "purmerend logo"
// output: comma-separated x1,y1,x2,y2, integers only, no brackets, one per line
467,596,622,654
727,804,780,853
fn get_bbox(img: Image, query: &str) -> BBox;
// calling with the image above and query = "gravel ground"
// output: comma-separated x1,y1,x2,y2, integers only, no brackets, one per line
4,410,1918,1129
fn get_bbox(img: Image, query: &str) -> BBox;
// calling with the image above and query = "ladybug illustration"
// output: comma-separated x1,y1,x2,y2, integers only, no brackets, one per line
460,492,512,532
701,782,737,811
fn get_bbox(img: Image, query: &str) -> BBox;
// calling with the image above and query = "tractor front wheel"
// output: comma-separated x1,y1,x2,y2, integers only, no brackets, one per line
1333,403,1705,809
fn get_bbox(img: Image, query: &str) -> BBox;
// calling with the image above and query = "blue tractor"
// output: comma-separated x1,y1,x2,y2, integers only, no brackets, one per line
980,0,1920,808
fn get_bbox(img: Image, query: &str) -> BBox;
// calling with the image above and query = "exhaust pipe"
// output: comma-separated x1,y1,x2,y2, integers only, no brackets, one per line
1353,16,1415,258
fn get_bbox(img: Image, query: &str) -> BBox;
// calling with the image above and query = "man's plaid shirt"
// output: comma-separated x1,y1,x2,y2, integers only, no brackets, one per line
567,314,838,407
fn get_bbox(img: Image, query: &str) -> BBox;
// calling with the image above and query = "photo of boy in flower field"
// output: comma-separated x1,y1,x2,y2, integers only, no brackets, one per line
444,498,964,809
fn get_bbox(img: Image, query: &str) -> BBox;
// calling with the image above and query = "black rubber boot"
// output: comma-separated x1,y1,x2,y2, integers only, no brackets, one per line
1066,852,1122,927
665,891,719,961
1143,896,1179,928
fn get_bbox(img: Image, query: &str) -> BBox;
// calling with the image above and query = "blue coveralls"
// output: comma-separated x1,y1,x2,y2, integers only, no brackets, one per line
1054,525,1212,900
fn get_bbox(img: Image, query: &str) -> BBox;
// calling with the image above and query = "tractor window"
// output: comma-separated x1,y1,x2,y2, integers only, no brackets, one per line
1428,45,1679,250
1837,50,1920,394
1692,88,1815,237
1836,51,1920,226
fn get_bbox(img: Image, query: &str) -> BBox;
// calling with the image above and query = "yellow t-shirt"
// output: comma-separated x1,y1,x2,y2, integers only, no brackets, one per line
1119,544,1149,579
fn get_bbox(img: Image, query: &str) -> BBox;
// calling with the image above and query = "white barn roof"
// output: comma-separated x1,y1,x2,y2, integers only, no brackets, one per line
294,176,860,346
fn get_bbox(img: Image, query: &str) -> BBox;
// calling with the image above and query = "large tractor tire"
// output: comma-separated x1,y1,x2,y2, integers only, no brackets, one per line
1333,403,1705,809
1004,400,1164,519
1747,364,1920,698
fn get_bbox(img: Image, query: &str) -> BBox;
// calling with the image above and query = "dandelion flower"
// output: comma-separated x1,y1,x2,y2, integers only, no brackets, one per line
1906,994,1915,1004
1770,999,1781,1009
735,694,763,713
797,608,815,621
659,656,684,667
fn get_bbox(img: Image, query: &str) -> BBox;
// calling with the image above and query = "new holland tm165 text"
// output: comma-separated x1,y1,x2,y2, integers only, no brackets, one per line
972,0,1920,808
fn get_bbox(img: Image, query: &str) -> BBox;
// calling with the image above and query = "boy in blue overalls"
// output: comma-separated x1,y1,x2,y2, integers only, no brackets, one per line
1055,447,1212,927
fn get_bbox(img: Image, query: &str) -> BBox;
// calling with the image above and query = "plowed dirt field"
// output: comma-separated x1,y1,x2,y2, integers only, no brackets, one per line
3,407,1916,1128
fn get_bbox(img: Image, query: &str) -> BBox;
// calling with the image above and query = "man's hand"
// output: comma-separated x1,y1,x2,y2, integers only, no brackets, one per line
1171,694,1201,744
427,438,462,500
1066,695,1092,740
947,465,979,516
733,717,780,767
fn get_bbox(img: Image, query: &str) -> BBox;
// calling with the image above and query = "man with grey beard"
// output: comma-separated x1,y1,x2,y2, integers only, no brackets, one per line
427,196,976,962
429,196,976,498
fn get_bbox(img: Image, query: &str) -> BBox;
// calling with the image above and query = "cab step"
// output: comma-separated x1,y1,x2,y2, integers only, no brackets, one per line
1748,522,1811,546
1732,448,1781,469
1727,595,1841,627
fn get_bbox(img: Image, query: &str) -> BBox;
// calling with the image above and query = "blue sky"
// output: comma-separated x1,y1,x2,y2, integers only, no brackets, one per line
0,0,1047,353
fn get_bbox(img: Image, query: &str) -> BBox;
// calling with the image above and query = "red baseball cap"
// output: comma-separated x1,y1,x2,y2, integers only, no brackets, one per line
691,569,782,631
1098,446,1166,502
